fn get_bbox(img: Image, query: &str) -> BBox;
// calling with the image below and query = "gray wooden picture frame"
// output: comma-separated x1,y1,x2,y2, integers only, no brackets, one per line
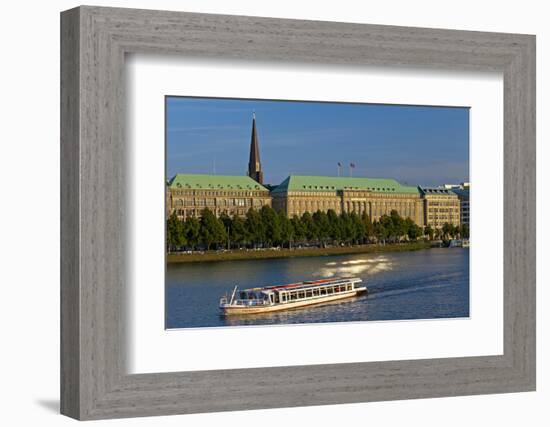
60,5,536,420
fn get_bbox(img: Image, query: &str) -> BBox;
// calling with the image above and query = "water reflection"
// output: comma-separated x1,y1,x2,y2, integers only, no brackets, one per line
315,255,394,278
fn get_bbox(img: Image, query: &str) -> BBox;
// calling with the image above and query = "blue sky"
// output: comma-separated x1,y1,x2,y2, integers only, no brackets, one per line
166,97,469,187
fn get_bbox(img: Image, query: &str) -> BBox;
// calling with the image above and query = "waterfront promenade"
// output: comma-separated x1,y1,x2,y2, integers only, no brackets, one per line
167,241,433,264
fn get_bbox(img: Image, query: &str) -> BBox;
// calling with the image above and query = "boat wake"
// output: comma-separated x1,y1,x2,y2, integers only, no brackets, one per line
315,256,393,278
365,271,463,300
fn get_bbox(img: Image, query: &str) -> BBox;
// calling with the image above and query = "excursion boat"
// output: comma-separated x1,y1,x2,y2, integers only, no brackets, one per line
219,277,367,316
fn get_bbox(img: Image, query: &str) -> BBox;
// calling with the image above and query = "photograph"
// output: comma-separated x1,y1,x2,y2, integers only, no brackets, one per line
165,96,471,329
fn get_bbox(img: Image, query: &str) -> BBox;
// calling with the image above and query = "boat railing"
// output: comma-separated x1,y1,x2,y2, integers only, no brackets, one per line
220,298,270,307
236,299,270,306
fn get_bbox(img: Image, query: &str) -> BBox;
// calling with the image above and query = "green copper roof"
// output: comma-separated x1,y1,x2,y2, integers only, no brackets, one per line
272,175,420,195
168,174,268,191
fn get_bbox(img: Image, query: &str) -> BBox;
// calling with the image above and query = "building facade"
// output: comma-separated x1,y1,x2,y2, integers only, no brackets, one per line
451,188,470,227
167,174,271,219
444,183,470,227
420,187,461,228
271,175,425,226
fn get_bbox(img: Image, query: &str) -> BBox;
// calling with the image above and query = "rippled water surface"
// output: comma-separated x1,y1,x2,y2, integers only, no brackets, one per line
166,248,469,329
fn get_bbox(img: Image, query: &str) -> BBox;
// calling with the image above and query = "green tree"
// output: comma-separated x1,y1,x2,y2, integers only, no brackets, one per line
290,215,306,243
389,210,406,241
349,212,365,244
424,224,434,240
199,208,226,250
312,210,331,246
374,219,389,244
260,205,281,246
361,212,374,242
245,208,265,247
184,216,200,250
230,214,248,248
166,211,186,251
166,211,176,251
277,210,294,248
379,214,396,242
301,212,317,243
405,217,422,240
327,209,342,244
166,213,174,250
442,222,454,240
219,212,232,249
219,212,232,230
340,212,354,244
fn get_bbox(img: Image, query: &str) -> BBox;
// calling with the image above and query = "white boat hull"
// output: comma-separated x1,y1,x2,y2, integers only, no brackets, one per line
221,286,367,315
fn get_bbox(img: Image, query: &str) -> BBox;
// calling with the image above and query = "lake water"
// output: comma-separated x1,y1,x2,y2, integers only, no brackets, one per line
166,247,469,329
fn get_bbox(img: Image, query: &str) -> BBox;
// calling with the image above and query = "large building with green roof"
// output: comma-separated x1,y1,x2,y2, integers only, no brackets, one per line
271,175,427,226
167,173,271,219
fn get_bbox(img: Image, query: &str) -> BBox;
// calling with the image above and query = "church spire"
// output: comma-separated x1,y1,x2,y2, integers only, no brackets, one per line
248,111,264,184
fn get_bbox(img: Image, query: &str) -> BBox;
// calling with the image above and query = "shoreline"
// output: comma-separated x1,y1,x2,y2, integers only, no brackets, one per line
167,241,433,264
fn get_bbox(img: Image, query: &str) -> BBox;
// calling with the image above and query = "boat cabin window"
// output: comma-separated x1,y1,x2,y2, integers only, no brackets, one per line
246,292,261,300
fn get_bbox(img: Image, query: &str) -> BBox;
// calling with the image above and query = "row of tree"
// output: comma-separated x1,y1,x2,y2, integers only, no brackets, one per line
166,206,469,251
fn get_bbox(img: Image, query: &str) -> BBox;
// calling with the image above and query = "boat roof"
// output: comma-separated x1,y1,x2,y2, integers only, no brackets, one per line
243,277,362,293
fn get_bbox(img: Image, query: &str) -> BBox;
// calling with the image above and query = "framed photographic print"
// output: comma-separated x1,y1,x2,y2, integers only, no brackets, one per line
164,97,470,331
61,5,536,420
